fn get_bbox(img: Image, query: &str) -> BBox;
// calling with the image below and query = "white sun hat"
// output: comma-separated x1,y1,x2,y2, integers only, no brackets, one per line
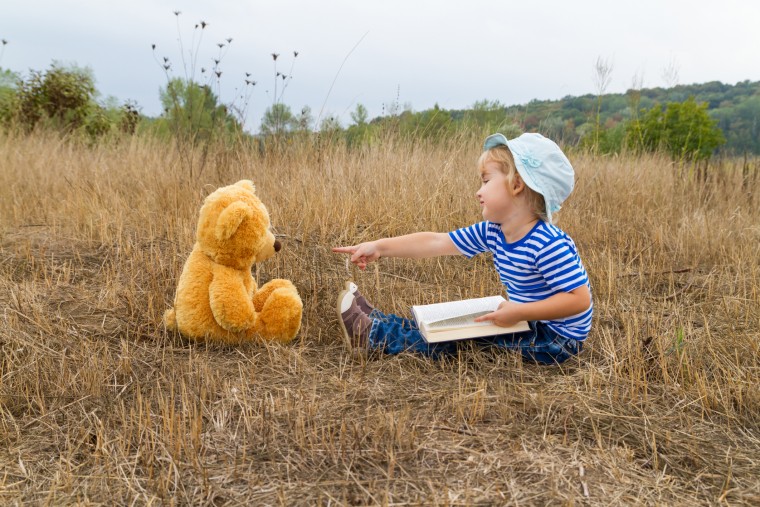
483,132,575,224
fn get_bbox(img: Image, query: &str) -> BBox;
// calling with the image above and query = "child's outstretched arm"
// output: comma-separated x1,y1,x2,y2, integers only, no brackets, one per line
333,232,460,270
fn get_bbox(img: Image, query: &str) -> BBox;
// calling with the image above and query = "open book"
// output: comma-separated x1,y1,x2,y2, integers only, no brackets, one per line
411,295,530,343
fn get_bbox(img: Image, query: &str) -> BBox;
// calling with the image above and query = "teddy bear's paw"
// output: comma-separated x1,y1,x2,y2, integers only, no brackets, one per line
254,287,303,343
164,308,178,331
252,279,299,312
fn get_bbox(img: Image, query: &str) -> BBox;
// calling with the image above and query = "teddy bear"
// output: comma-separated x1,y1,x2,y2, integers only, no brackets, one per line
164,180,303,344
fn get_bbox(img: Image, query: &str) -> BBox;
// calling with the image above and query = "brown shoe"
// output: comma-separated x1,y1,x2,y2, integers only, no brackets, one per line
344,281,375,315
336,288,372,352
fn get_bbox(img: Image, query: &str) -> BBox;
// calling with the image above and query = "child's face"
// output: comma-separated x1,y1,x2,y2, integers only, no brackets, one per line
476,161,515,222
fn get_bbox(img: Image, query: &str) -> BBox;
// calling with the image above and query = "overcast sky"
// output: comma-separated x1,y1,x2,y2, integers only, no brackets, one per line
2,0,760,131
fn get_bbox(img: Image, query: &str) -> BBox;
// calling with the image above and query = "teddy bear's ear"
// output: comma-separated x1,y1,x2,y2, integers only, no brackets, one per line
215,201,253,241
235,180,256,193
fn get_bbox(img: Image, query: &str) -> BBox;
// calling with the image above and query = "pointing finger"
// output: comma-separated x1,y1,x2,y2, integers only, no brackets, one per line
332,246,357,254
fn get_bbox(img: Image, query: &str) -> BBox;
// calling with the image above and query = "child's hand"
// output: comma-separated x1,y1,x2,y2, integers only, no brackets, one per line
474,301,524,327
332,242,380,270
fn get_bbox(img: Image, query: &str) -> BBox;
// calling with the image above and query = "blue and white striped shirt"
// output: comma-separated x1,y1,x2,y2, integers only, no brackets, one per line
449,221,593,341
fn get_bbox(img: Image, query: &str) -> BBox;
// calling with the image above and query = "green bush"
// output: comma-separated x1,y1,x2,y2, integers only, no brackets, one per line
0,63,137,141
15,63,96,132
0,68,18,124
626,97,726,161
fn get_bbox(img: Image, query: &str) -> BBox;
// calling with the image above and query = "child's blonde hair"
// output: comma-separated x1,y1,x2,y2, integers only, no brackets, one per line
478,146,548,222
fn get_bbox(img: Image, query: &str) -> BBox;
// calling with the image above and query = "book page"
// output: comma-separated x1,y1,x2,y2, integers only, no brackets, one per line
413,296,505,326
424,310,492,330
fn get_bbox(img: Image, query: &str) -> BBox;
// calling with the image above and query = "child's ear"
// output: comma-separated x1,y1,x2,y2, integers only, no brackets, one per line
511,174,526,196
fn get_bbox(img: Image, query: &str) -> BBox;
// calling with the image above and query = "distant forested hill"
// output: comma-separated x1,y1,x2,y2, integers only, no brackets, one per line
444,80,760,155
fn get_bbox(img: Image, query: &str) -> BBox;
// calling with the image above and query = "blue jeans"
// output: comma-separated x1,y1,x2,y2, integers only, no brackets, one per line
367,310,583,365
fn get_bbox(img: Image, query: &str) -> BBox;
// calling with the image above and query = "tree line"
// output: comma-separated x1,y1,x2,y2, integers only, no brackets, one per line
0,62,757,161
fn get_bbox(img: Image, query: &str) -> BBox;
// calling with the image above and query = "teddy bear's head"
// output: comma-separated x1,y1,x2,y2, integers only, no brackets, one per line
196,180,280,270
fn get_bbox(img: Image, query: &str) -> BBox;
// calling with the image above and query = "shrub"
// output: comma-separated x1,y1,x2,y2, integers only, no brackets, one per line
15,63,97,132
626,97,726,161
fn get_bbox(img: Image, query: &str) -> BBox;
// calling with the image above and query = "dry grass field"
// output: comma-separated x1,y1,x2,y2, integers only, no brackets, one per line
1,130,759,505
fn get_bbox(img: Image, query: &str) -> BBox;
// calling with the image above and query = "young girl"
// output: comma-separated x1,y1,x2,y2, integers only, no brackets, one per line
332,133,592,364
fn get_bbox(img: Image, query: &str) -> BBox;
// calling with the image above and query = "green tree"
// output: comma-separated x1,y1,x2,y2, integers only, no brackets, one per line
319,114,341,133
463,99,509,133
159,78,240,142
398,104,453,141
0,68,19,123
350,103,368,126
712,95,760,155
294,106,313,133
260,103,297,136
627,97,726,160
345,103,374,146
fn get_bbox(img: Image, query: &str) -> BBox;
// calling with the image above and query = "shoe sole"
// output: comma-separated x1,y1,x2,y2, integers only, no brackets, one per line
345,280,358,294
336,285,353,351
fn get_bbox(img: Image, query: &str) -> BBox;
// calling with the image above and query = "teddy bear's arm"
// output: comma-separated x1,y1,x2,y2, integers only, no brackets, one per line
208,265,257,333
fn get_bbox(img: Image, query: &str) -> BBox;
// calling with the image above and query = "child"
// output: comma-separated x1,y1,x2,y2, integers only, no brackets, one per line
332,133,592,364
